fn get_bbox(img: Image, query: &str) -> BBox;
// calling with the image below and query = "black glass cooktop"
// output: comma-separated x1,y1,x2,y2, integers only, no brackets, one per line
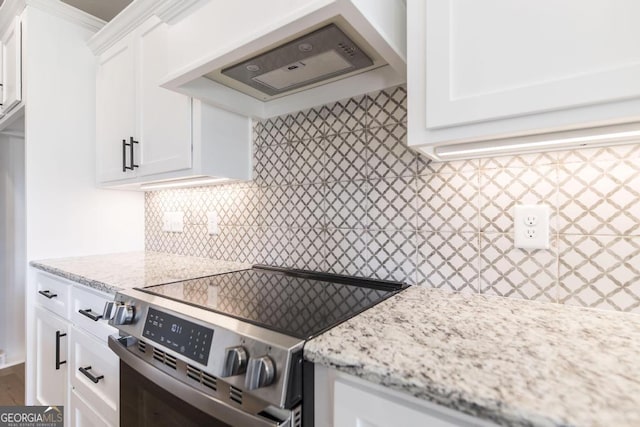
139,266,408,340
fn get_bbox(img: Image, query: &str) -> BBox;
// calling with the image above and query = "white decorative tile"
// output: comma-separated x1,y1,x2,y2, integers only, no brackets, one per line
479,233,558,302
480,152,556,169
324,228,371,277
417,155,479,175
325,180,369,229
557,160,640,236
259,186,289,228
323,95,368,136
289,108,326,140
289,138,325,185
556,142,640,164
367,123,416,179
416,171,479,233
325,131,367,182
256,115,290,145
287,184,325,229
416,232,479,293
258,227,289,267
366,85,407,127
368,229,416,285
558,235,640,313
479,166,557,233
288,228,327,271
368,176,417,231
254,143,290,186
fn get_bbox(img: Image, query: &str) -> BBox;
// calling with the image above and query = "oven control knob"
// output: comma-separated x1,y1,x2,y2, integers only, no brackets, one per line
103,301,117,320
113,304,135,325
221,346,248,377
245,356,275,390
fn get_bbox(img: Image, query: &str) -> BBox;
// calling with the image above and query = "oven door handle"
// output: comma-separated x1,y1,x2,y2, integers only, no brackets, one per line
108,335,289,427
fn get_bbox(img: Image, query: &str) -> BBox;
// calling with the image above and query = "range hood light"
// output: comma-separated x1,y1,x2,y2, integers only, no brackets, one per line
140,177,231,191
298,43,313,52
246,64,260,72
436,129,640,159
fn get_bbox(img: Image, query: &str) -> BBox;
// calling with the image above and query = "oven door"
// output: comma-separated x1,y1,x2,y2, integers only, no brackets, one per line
108,335,288,427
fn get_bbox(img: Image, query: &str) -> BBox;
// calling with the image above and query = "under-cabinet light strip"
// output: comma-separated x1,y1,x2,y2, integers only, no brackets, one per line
140,177,231,190
437,130,640,158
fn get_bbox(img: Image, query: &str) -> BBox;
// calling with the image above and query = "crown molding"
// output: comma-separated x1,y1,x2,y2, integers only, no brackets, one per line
87,0,205,55
26,0,106,33
0,0,25,32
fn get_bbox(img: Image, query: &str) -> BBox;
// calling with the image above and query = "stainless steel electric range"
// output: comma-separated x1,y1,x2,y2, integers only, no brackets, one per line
103,266,408,427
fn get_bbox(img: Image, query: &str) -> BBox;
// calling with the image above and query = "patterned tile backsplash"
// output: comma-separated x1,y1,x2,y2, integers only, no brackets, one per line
146,86,640,314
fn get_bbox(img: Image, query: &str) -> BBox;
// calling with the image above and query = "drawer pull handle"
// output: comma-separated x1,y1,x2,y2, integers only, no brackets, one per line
79,309,103,321
55,331,66,370
38,290,58,299
79,366,104,384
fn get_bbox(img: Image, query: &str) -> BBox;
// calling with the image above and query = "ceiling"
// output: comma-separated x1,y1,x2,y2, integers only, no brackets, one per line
60,0,132,22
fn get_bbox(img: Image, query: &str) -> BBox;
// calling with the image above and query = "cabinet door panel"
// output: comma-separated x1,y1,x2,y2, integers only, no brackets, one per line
1,16,21,113
137,17,192,177
35,306,68,407
96,35,137,183
425,0,640,128
70,390,113,427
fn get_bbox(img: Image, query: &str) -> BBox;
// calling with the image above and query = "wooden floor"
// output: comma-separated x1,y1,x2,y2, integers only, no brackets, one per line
0,363,25,406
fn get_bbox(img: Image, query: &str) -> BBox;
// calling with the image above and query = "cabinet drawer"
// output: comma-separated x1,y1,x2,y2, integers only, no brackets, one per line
70,389,114,427
71,285,117,342
69,326,119,426
35,272,71,319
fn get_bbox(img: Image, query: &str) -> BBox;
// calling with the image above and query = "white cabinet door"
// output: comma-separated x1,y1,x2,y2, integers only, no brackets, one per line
70,390,113,427
69,326,119,426
136,16,192,178
96,34,137,183
423,0,640,129
34,306,68,407
1,16,21,114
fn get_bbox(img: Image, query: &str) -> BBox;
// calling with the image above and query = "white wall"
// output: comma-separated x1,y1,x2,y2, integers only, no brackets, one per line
23,6,144,401
0,134,25,367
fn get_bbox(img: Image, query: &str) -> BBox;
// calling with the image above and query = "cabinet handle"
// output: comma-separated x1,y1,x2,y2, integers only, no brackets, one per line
79,366,104,384
122,139,126,172
79,308,103,322
123,137,139,171
38,290,58,299
55,330,66,370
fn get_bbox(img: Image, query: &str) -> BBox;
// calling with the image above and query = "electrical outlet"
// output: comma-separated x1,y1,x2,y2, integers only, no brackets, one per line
162,211,184,233
207,211,219,235
514,204,550,250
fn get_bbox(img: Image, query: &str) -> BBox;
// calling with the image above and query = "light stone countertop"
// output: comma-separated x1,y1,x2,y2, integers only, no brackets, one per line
304,286,640,427
30,251,251,294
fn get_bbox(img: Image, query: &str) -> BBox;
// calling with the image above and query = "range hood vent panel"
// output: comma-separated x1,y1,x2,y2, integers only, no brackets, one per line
217,24,374,99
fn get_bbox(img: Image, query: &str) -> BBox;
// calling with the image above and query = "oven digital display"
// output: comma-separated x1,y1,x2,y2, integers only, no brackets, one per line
143,308,213,365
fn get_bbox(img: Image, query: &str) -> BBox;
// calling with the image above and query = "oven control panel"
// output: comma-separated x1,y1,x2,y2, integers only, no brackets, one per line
143,308,214,364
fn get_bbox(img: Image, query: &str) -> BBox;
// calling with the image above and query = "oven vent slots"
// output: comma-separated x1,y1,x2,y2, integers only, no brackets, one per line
152,347,177,370
292,406,302,427
186,364,217,391
229,386,243,405
138,341,146,353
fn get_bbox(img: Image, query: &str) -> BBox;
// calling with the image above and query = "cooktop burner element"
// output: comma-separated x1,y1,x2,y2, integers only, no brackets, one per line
139,266,402,339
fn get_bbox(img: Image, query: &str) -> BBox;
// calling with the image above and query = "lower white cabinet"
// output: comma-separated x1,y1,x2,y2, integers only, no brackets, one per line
30,271,119,427
69,326,119,426
34,305,68,407
315,365,496,427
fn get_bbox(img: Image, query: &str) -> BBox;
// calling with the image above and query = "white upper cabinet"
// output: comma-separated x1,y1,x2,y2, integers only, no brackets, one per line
96,17,191,184
1,15,22,115
94,15,250,188
96,33,136,182
408,0,640,160
136,17,191,178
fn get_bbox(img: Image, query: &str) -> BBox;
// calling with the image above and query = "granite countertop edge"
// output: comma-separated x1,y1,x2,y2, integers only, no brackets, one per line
30,261,122,294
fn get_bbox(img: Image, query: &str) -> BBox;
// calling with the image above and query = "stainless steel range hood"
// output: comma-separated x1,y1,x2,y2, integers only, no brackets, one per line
161,0,406,119
213,24,375,101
